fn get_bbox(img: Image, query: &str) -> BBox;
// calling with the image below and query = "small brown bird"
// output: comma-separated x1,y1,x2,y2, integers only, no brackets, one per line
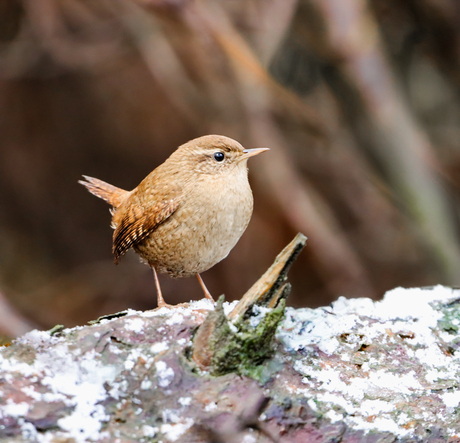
79,135,268,308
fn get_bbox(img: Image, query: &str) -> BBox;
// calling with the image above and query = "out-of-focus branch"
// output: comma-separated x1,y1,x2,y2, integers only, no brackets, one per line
23,0,123,70
112,0,204,124
220,0,299,67
132,0,326,138
404,0,460,91
296,0,460,283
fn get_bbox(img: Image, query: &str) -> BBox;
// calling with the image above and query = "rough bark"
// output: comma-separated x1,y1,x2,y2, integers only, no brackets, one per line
1,238,459,442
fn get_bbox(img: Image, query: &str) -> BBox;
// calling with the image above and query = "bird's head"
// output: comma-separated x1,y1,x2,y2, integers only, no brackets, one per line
173,135,269,175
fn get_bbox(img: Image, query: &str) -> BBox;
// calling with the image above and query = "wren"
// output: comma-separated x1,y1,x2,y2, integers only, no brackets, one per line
79,135,268,307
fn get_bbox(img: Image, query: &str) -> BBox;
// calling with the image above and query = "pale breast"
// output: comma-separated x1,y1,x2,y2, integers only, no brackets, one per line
135,167,254,277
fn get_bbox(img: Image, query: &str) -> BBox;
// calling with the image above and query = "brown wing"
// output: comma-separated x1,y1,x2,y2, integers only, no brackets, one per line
112,198,180,263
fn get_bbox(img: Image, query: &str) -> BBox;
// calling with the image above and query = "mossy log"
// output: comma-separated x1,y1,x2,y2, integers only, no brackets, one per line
1,235,460,442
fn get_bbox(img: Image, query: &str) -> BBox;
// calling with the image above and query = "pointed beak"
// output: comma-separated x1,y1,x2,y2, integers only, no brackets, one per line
241,147,270,160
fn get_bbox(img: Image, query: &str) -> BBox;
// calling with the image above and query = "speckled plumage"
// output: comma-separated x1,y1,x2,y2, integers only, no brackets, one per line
80,135,267,298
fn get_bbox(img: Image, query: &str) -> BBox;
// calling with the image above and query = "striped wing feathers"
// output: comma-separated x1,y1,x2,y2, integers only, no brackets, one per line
112,199,180,263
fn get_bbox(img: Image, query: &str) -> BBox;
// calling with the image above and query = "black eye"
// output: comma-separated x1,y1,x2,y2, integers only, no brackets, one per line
213,152,225,162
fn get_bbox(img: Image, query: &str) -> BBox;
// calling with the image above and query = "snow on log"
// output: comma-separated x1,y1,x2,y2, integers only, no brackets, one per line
0,236,459,442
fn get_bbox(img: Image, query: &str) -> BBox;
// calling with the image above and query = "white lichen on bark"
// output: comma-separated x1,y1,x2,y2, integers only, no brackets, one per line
277,285,460,437
0,286,459,442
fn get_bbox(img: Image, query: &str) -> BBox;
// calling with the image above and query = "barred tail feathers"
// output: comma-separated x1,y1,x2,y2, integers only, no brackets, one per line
79,175,128,208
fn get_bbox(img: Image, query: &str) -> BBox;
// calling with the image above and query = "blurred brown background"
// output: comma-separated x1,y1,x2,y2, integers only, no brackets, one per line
2,0,460,337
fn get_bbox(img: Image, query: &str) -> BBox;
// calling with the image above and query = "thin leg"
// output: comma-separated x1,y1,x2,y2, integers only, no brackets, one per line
196,274,215,302
152,267,170,308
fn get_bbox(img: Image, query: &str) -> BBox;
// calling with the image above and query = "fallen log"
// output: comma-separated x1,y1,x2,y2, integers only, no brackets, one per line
0,234,459,442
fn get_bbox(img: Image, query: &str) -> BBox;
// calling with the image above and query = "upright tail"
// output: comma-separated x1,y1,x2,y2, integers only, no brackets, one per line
79,175,128,208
